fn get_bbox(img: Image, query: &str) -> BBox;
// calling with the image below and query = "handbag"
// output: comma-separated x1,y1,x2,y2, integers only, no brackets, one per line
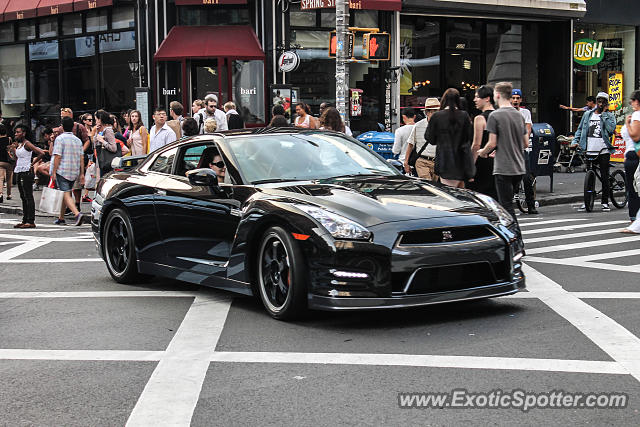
38,180,64,215
408,139,429,167
96,132,123,173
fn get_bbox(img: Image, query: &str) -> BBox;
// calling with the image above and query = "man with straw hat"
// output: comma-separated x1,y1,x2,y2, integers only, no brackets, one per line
404,97,440,181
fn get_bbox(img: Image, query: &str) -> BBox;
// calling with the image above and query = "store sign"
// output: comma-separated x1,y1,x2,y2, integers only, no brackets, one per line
608,72,623,111
611,125,625,163
573,38,604,66
278,51,299,73
301,0,401,10
75,31,135,58
29,41,59,61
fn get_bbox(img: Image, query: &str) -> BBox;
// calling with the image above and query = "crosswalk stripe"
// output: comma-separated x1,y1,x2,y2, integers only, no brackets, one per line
522,220,629,236
519,218,588,228
525,235,640,255
524,228,623,244
525,256,640,273
565,248,640,262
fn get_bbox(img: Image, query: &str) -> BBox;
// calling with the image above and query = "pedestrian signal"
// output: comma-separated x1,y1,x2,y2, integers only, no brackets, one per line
362,33,390,61
328,31,354,58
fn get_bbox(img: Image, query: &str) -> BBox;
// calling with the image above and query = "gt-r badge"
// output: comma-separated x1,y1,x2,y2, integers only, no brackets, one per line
442,230,453,242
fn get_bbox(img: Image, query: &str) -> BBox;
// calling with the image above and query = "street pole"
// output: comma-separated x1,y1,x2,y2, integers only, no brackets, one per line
335,0,350,127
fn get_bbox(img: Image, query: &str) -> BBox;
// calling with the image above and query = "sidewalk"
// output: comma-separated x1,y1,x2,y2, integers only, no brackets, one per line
0,169,611,217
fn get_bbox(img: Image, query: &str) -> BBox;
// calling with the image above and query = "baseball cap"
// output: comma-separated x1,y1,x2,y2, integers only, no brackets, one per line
424,97,440,110
596,92,609,100
204,93,218,103
511,89,523,97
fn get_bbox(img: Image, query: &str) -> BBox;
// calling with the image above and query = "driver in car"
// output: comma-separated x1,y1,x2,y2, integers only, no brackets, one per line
198,147,226,184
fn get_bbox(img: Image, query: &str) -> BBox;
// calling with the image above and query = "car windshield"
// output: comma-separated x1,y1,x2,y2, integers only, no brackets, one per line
226,132,399,184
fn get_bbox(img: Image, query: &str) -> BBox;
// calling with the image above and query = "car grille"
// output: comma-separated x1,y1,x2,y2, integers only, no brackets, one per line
397,225,496,246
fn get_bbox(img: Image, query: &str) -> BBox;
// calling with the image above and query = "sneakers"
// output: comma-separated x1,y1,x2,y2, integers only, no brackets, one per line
578,204,587,211
74,213,84,226
54,218,66,225
81,195,92,203
65,207,74,217
601,203,611,212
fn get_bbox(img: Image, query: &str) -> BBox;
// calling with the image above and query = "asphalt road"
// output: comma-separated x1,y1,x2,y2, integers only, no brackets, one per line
0,204,639,426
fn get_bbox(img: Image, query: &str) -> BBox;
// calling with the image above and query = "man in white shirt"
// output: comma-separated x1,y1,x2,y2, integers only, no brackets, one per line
149,107,177,152
404,97,440,180
392,108,416,164
196,94,228,133
511,88,537,214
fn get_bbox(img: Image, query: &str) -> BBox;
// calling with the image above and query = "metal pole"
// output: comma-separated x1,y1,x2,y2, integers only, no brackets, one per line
335,0,350,127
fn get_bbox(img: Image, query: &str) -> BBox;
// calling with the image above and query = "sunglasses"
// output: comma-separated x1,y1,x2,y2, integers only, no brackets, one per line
210,161,225,169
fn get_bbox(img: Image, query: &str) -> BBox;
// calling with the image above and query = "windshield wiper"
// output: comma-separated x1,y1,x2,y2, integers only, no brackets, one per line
252,178,305,185
320,173,389,181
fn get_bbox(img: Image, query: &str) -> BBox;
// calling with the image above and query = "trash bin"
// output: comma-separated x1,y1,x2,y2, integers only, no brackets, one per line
529,123,558,192
357,131,395,159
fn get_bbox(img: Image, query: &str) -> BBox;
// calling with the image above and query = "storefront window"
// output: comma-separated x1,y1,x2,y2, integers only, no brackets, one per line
290,30,335,113
157,62,182,110
100,31,136,112
232,60,265,124
320,10,335,27
86,10,108,33
18,22,36,41
62,37,97,114
487,23,522,88
354,10,377,28
400,18,441,108
178,6,249,26
63,13,83,35
290,6,316,27
572,23,636,129
39,17,58,38
29,41,60,122
0,45,27,118
112,6,136,30
0,23,14,43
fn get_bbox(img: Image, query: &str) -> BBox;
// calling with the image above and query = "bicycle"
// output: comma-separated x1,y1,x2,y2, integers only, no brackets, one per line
516,176,538,214
583,151,627,212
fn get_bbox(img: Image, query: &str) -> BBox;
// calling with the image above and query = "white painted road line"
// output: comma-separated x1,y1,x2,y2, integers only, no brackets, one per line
0,349,163,361
573,292,640,299
0,258,102,263
525,256,640,273
524,228,624,244
0,241,49,261
525,235,640,255
0,291,199,299
519,218,588,227
524,264,640,382
126,294,232,427
567,248,640,263
210,352,625,375
521,220,629,236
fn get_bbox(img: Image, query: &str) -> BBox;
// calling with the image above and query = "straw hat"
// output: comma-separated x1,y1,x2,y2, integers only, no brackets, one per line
424,97,440,110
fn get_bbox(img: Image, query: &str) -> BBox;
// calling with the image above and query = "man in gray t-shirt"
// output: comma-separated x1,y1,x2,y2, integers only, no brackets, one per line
478,82,529,221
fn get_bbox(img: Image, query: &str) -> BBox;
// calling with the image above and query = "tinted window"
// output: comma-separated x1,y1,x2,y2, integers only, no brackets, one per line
176,144,214,176
149,148,177,174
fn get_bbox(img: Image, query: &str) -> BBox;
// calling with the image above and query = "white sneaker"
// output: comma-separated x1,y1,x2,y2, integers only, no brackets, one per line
578,204,586,211
601,203,610,212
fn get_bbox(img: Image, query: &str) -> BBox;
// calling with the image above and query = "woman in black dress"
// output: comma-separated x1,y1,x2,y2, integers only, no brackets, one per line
468,85,498,200
425,88,474,188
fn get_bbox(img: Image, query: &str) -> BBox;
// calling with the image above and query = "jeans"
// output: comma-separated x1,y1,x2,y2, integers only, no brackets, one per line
494,174,523,222
16,171,35,224
625,151,640,219
588,152,611,204
0,161,13,197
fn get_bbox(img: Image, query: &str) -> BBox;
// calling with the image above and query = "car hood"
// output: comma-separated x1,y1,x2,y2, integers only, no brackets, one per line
259,175,494,227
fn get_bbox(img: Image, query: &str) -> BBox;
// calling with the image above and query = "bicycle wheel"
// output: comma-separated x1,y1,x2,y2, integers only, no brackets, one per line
584,170,596,212
516,181,527,213
610,169,628,209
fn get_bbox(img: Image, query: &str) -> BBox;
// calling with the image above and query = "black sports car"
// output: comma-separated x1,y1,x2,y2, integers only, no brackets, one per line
92,129,525,319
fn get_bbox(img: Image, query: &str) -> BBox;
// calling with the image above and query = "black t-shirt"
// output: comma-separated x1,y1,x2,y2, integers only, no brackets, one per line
0,136,9,163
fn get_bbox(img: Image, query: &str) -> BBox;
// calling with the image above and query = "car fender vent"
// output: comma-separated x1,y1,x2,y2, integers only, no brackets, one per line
398,226,496,246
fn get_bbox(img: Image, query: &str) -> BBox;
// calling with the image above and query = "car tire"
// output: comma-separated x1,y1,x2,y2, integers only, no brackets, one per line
257,226,308,320
103,208,143,284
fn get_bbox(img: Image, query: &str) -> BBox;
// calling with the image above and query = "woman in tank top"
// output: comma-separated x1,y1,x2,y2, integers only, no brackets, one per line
468,85,498,200
294,103,318,129
127,110,148,156
9,125,45,228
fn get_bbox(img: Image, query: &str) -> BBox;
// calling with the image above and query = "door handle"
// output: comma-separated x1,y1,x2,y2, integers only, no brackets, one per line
155,189,166,196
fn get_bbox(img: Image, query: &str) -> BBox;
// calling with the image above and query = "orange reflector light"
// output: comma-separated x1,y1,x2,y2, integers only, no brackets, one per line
292,233,310,241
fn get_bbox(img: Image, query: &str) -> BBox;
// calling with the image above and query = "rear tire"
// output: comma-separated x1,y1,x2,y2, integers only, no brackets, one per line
584,170,596,212
516,182,527,214
103,208,143,284
256,226,308,320
610,170,628,209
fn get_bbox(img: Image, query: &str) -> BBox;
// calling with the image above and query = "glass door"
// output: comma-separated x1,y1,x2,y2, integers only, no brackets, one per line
191,59,229,106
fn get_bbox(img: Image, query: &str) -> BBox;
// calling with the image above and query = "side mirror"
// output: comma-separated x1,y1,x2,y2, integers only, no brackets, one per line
387,158,403,172
187,168,219,187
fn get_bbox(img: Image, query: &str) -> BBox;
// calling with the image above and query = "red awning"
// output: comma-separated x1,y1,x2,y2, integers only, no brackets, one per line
0,0,8,23
301,0,401,11
3,0,38,21
73,0,113,11
37,0,74,17
175,0,246,4
154,26,264,61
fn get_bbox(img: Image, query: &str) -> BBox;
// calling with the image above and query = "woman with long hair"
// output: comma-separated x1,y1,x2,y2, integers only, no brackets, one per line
467,85,497,199
425,88,474,188
294,103,318,129
94,110,118,177
621,90,640,233
319,107,345,133
121,109,132,140
127,110,148,155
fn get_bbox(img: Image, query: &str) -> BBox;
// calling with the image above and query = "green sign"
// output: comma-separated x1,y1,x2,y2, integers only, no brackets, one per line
574,38,604,66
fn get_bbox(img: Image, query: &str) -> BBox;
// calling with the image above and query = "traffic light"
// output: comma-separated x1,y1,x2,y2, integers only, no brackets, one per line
362,33,390,61
328,31,354,58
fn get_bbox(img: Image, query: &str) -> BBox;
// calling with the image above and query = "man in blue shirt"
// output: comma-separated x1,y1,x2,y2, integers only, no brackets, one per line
51,117,85,225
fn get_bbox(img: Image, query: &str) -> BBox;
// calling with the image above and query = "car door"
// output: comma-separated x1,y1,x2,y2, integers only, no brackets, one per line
154,141,241,275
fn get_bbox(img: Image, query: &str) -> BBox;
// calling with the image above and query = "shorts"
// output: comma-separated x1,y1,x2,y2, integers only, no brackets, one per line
56,174,75,192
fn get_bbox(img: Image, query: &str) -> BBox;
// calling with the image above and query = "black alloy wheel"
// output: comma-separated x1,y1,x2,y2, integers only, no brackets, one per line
584,170,596,212
103,208,142,283
257,226,307,320
609,170,628,209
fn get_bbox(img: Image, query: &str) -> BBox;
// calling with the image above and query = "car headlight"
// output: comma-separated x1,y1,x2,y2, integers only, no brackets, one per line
475,193,514,227
295,204,372,240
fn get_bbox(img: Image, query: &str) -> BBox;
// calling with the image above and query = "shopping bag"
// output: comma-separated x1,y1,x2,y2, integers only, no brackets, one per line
38,185,64,215
84,163,96,190
634,163,640,194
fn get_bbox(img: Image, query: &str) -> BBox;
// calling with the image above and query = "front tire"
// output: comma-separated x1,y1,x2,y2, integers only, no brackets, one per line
584,170,596,212
103,208,142,284
610,170,628,209
257,226,308,320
